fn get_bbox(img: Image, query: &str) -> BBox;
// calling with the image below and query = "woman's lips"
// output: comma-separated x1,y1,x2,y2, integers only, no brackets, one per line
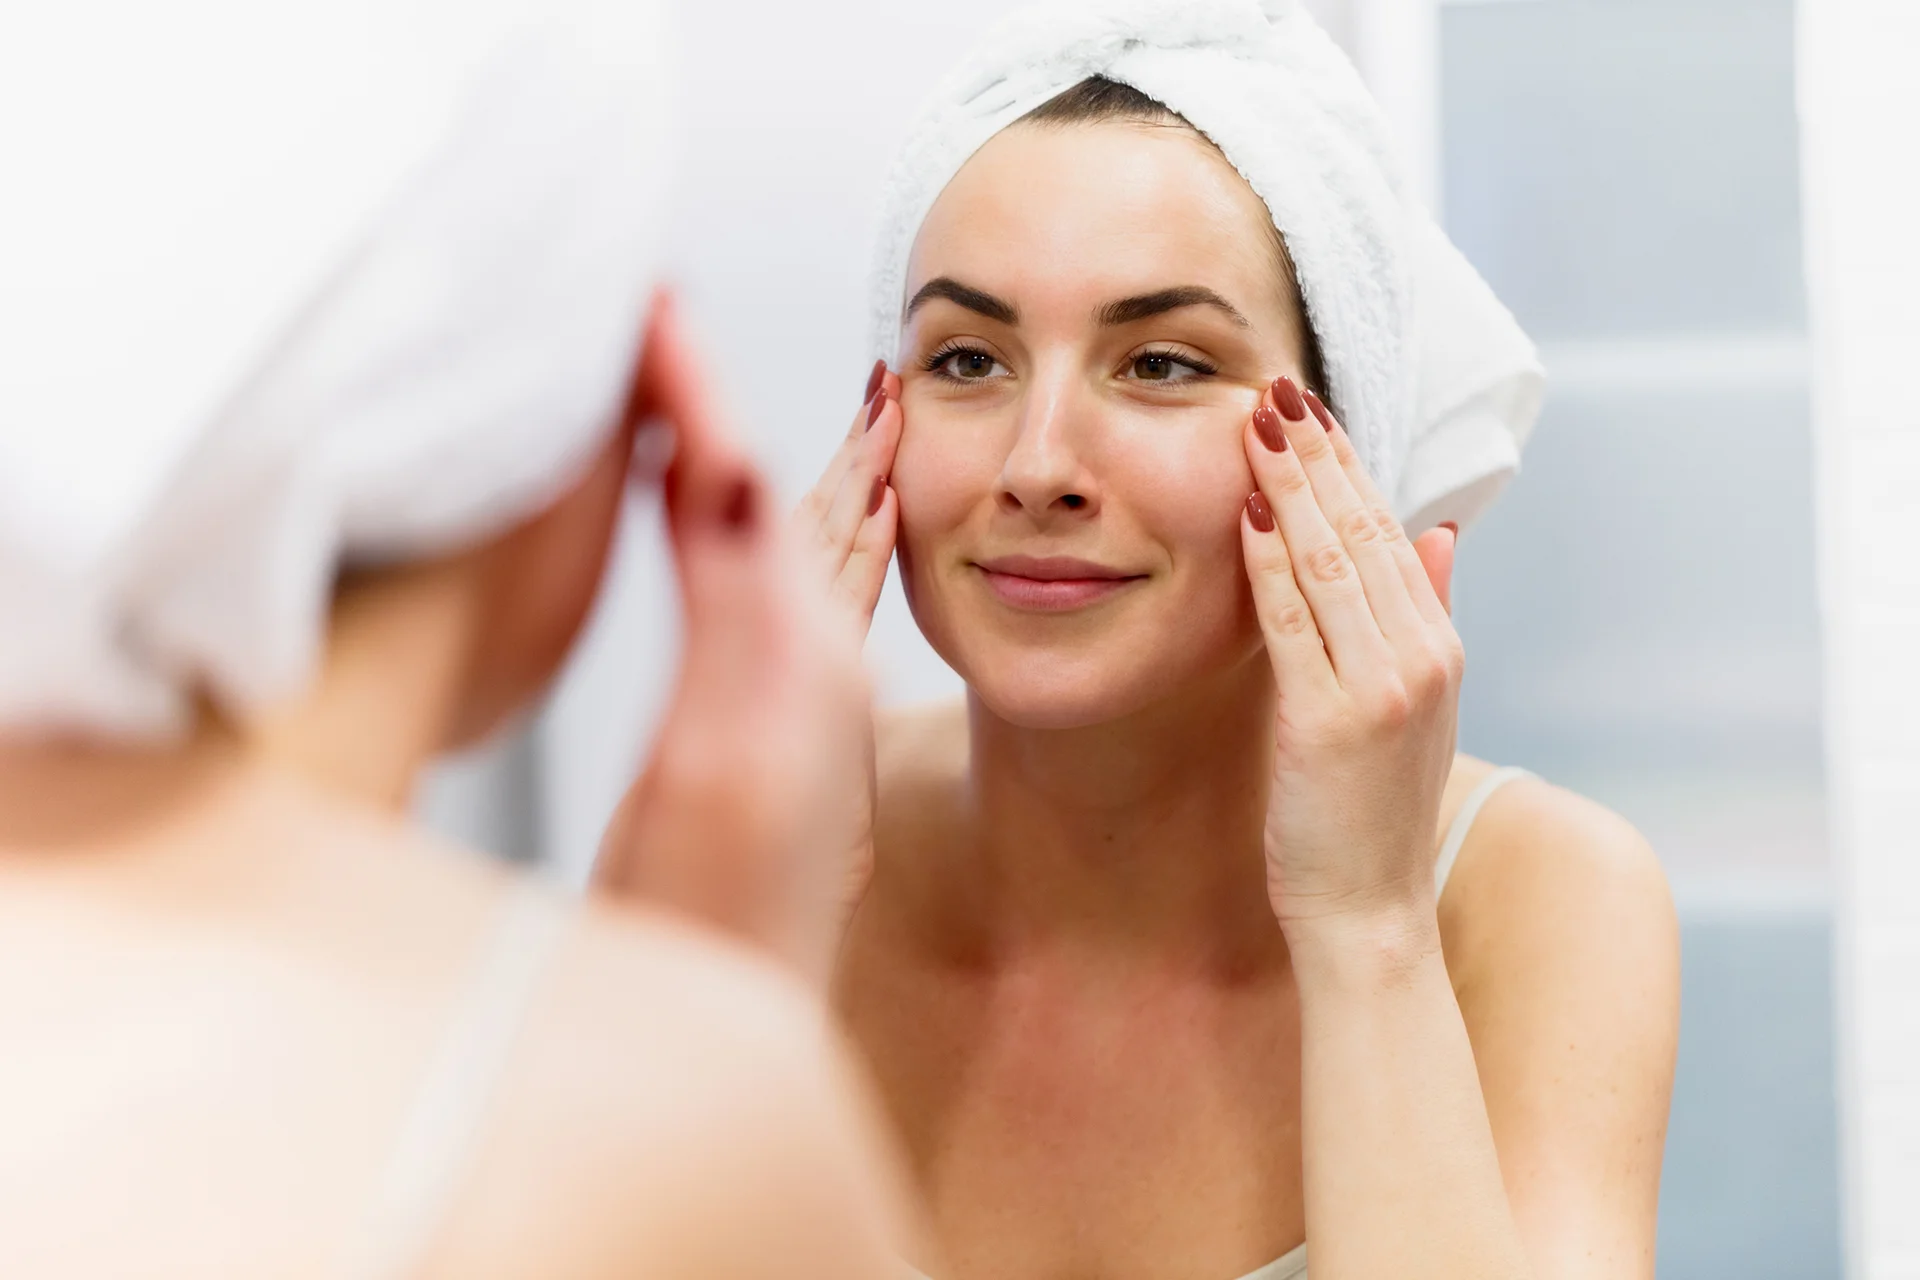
974,556,1146,612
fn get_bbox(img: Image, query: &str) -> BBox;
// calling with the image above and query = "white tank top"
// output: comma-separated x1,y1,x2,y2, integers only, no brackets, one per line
909,765,1534,1280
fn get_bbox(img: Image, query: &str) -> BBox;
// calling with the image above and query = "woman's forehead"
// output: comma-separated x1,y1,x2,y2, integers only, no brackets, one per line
907,121,1281,320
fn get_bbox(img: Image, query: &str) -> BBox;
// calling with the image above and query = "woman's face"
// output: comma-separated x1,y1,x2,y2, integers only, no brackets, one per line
894,119,1315,728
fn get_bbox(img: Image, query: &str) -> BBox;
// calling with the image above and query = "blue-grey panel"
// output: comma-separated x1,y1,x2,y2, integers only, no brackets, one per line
1441,0,1805,341
1659,908,1842,1279
1453,381,1823,780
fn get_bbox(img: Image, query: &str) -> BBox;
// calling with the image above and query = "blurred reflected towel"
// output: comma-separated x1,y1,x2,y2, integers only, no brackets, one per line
0,0,676,737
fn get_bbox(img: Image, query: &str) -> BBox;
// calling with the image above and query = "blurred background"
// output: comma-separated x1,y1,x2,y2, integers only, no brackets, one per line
418,1,1839,1274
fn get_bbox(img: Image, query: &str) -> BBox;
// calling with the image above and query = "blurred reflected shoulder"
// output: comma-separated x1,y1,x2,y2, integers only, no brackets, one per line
0,519,904,1278
0,0,910,1267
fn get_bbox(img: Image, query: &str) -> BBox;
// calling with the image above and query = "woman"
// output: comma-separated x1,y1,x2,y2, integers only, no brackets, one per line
799,4,1679,1278
0,4,903,1274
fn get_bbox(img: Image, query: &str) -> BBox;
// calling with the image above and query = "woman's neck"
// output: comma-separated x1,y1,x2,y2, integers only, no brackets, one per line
961,653,1283,969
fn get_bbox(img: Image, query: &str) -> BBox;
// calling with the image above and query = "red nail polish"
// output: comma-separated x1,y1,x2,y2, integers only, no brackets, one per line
866,388,888,432
1252,405,1287,452
1247,492,1276,533
864,359,886,404
721,478,758,533
867,477,886,516
1271,375,1307,422
1303,389,1335,432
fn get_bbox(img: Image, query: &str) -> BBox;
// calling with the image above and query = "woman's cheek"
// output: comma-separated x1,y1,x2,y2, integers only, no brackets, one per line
1114,424,1251,554
890,407,993,541
1112,425,1262,640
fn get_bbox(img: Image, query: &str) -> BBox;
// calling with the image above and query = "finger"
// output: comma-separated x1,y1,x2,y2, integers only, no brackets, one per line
815,390,903,569
1240,490,1339,700
1413,524,1457,615
795,361,896,535
1244,404,1394,686
1305,388,1450,627
633,291,760,536
1268,377,1428,648
833,481,899,626
796,365,887,523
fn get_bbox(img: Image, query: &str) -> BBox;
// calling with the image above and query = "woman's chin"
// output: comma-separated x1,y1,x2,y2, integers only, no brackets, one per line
960,656,1171,731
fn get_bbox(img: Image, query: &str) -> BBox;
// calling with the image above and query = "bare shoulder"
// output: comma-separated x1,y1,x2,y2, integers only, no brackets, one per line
1439,757,1679,1039
446,894,910,1277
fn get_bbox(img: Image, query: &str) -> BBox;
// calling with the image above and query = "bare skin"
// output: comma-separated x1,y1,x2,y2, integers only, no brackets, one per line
0,301,907,1279
803,119,1679,1280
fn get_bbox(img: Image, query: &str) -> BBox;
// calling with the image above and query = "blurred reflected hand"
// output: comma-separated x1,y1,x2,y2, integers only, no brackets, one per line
594,294,876,987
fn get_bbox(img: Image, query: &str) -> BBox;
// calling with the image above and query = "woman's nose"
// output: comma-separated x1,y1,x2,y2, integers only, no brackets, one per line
994,375,1098,519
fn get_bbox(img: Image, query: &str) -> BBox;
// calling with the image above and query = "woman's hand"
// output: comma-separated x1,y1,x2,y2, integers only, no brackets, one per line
1239,375,1462,954
594,297,881,986
786,359,905,928
796,359,905,638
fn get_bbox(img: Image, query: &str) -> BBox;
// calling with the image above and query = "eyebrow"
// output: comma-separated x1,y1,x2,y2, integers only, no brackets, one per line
1098,286,1250,329
904,277,1019,325
904,277,1251,331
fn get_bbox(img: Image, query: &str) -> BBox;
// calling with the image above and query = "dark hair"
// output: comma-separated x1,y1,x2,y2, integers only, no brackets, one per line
1018,77,1330,401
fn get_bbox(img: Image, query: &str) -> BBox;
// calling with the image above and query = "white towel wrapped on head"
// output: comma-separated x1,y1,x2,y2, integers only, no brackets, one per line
868,0,1542,535
0,0,676,738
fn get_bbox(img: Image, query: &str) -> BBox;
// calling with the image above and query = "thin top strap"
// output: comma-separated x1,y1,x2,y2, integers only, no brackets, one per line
343,881,574,1280
1434,766,1533,898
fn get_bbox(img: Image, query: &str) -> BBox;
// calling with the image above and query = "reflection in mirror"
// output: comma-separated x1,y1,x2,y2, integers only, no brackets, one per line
420,2,1854,1279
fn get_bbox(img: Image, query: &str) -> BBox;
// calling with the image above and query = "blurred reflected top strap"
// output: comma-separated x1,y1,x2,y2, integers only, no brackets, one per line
343,883,574,1279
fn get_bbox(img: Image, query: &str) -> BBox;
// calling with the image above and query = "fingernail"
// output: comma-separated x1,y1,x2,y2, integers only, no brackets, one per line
1252,405,1288,452
1271,375,1307,422
864,359,886,404
867,477,887,516
1439,520,1459,540
1303,388,1335,433
866,388,889,432
1246,492,1276,533
721,478,758,533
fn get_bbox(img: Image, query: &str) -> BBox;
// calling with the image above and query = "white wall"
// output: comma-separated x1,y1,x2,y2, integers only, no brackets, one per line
1798,2,1920,1273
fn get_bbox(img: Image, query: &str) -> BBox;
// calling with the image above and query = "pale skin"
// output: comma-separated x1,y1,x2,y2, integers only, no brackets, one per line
0,297,908,1279
798,120,1680,1279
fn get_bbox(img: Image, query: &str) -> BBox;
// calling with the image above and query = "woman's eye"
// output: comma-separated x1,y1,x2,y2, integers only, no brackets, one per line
1127,352,1207,383
933,349,1008,380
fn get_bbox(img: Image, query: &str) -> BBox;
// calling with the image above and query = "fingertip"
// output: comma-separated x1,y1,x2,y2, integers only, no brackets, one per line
1303,388,1337,433
1245,490,1276,533
1413,524,1457,614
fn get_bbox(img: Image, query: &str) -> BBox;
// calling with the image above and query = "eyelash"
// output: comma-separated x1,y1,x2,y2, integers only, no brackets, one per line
920,343,1220,383
1132,347,1219,380
921,341,1000,381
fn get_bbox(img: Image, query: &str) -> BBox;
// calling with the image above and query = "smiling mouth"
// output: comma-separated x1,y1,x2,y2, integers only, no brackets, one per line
972,556,1147,612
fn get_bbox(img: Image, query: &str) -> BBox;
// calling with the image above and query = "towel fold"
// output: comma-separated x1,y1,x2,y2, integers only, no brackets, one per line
867,0,1542,536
